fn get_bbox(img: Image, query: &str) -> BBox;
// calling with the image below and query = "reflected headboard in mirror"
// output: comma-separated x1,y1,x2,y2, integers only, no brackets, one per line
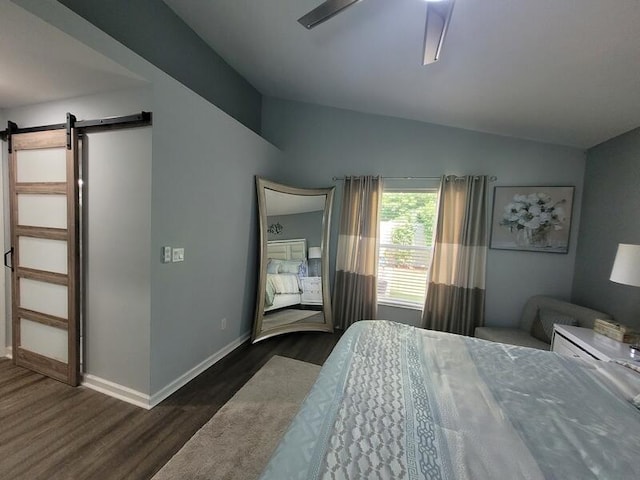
264,239,308,314
267,239,307,261
253,177,335,343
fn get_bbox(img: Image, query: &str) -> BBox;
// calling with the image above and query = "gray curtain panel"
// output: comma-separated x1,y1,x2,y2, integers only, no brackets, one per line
333,176,382,330
421,175,488,336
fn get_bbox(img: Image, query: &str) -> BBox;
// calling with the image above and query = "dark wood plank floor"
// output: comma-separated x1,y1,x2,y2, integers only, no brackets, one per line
0,330,342,480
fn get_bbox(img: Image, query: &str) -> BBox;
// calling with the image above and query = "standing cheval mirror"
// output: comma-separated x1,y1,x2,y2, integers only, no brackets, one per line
252,177,335,343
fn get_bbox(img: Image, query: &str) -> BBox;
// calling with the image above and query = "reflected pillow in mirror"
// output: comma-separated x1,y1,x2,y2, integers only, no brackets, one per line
280,260,304,274
298,260,308,277
266,259,282,274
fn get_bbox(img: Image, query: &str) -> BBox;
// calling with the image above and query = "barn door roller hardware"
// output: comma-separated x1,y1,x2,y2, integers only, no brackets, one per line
66,113,76,150
0,111,153,149
5,121,17,153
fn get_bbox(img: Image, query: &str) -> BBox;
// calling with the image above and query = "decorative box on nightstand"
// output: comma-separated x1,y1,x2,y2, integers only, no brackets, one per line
301,276,322,305
551,324,631,362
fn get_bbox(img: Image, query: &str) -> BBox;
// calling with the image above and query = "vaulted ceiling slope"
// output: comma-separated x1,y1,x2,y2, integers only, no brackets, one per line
164,0,640,148
0,0,145,110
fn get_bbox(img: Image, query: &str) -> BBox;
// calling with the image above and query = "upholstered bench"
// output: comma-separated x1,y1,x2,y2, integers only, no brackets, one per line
474,295,612,350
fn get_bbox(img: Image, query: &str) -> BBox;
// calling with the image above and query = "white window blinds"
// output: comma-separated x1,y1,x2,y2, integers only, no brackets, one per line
378,184,439,308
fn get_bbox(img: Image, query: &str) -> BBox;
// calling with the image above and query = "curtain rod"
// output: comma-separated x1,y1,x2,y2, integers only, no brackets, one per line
332,175,498,182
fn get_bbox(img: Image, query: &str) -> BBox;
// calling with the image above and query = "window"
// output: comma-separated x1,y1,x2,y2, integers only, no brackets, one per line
377,182,439,308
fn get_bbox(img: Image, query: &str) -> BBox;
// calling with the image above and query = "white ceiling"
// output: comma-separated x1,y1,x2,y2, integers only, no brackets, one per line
0,1,146,110
164,0,640,148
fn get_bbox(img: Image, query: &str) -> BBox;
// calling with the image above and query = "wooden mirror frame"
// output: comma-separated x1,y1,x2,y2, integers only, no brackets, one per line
252,177,335,343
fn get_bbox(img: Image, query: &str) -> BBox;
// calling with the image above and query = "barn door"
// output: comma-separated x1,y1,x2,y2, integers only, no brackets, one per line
8,128,80,386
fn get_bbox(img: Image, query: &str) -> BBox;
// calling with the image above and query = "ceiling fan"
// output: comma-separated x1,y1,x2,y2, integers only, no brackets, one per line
297,0,456,65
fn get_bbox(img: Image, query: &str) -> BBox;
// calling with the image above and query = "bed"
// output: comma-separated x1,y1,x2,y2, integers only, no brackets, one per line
260,320,640,479
264,239,308,312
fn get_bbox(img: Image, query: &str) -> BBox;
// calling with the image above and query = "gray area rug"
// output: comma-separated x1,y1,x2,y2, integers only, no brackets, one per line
152,355,321,480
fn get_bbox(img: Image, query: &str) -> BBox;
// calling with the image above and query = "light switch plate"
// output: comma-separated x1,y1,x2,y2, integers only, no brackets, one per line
161,246,172,263
172,247,185,262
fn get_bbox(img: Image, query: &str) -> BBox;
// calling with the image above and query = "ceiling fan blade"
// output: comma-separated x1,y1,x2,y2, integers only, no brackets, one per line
423,0,456,65
298,0,361,29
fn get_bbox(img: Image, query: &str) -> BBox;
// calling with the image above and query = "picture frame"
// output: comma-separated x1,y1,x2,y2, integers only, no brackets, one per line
490,186,575,253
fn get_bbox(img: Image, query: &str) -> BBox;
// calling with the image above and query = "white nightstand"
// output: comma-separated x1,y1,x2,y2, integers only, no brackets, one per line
301,276,323,305
551,324,632,362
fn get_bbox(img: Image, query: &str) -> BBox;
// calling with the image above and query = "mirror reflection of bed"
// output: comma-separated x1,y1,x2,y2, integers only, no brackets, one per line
262,238,325,330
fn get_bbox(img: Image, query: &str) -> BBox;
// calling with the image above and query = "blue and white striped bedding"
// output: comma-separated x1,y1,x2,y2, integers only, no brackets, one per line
260,320,640,479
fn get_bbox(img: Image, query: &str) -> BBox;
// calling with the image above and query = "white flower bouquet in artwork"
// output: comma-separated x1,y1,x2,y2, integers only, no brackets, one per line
500,193,567,246
490,186,575,253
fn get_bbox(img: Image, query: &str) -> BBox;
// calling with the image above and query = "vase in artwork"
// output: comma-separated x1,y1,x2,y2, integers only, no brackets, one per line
516,226,552,248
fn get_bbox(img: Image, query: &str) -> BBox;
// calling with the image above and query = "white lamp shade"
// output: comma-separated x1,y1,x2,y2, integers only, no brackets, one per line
308,247,322,259
610,244,640,287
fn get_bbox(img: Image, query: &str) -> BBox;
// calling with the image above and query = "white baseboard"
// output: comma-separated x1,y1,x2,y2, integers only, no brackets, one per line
81,331,250,409
149,331,251,407
82,374,152,409
5,346,12,359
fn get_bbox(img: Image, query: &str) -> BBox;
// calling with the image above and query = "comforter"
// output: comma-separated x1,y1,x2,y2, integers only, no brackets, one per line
260,320,640,479
264,273,302,307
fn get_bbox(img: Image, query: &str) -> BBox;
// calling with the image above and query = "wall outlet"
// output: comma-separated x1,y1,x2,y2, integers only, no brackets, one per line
172,247,185,262
221,318,227,330
161,246,172,263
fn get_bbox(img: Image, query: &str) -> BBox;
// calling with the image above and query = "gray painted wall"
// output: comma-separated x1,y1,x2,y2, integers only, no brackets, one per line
149,76,281,393
378,305,422,327
3,88,153,393
83,127,152,391
571,127,640,327
267,211,323,246
262,98,587,328
57,0,262,133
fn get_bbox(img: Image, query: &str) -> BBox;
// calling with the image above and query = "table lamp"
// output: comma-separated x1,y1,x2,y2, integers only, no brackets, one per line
610,243,640,359
308,247,322,277
610,243,640,287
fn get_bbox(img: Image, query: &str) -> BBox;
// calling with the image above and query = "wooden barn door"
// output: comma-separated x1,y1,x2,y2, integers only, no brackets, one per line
8,129,80,386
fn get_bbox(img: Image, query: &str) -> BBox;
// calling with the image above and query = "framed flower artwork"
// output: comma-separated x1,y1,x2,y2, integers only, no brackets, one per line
490,186,575,253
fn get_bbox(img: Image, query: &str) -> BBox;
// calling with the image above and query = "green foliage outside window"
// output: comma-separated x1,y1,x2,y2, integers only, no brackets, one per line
389,224,415,266
380,192,438,245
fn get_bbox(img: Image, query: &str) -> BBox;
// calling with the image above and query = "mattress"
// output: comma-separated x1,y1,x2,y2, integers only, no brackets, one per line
260,320,640,479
